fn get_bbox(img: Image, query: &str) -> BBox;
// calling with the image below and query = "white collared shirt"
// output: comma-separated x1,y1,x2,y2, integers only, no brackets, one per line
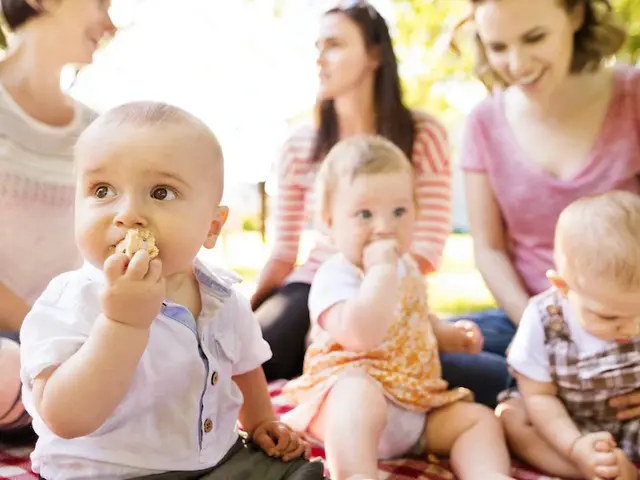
20,259,272,480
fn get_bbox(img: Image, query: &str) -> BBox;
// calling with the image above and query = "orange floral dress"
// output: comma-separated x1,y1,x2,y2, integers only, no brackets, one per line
281,256,471,432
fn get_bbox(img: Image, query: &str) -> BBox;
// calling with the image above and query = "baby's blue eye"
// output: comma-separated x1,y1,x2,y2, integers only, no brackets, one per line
357,210,372,219
394,207,406,217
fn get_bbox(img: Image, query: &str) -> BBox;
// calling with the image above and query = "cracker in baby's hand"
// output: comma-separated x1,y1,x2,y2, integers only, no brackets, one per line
116,229,159,259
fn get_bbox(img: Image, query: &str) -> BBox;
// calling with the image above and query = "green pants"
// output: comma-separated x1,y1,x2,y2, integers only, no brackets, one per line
133,437,327,480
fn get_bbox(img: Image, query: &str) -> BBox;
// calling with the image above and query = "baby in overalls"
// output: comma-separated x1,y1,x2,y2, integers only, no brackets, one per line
501,190,640,480
281,135,514,480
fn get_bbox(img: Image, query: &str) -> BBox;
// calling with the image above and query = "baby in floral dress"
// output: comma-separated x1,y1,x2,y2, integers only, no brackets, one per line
281,135,514,480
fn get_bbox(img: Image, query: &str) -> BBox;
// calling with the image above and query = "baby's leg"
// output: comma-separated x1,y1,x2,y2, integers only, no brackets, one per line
423,401,512,479
308,374,387,480
496,397,582,478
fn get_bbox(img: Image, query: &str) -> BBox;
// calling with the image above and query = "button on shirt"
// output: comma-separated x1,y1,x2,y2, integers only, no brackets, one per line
19,259,272,480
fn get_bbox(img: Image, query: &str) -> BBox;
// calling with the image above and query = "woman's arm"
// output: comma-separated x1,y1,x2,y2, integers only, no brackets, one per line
465,172,530,324
0,282,30,332
410,117,453,275
251,138,307,309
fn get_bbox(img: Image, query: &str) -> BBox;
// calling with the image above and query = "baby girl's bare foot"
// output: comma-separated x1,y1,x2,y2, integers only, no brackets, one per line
613,448,638,480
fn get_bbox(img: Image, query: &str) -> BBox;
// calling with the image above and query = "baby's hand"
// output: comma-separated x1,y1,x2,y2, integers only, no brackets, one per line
252,420,311,462
453,320,484,355
99,250,165,330
363,239,399,271
570,432,619,479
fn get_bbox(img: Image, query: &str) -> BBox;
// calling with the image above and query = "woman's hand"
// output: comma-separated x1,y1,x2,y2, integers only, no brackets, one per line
609,391,640,420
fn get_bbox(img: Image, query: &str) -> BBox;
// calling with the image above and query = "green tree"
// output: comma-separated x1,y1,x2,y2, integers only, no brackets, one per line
615,0,640,63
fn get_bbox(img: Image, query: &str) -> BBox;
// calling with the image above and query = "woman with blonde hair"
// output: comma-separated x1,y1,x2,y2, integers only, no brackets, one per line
456,0,640,472
0,0,115,444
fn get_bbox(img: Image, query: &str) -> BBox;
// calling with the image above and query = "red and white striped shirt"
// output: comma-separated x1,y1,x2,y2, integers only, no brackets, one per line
272,110,452,285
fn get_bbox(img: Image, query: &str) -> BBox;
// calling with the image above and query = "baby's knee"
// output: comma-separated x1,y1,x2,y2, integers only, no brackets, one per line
495,397,529,432
440,401,504,440
465,402,501,428
328,373,385,407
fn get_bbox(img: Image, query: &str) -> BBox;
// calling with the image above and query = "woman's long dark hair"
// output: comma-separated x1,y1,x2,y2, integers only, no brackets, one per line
311,3,415,164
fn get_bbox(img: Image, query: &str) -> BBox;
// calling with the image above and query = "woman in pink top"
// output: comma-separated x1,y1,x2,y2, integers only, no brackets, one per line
252,1,511,408
0,0,115,444
458,0,640,444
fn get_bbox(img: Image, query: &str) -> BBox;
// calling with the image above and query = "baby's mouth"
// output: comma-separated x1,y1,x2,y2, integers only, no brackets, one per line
111,229,160,259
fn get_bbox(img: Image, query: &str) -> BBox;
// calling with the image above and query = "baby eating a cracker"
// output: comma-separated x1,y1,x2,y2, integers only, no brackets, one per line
18,102,323,480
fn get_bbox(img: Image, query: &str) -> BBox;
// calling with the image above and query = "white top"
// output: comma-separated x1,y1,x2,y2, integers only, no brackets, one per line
508,292,610,383
0,83,97,303
307,253,409,344
20,259,272,480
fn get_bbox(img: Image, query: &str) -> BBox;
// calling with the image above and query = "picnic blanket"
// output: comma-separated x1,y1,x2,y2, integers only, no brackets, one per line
0,381,630,479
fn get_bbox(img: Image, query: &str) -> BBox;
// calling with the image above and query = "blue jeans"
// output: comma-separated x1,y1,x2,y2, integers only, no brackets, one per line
439,308,516,408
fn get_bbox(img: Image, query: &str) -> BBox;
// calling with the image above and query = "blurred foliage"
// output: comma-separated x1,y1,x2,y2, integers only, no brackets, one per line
0,21,5,50
615,0,640,64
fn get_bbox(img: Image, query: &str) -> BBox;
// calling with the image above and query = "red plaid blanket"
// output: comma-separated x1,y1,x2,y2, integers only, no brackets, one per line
0,381,630,479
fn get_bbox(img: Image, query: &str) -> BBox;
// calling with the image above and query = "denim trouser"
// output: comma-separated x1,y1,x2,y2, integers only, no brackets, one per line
439,308,516,408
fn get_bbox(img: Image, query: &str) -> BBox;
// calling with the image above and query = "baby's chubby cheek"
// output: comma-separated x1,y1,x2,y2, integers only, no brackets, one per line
74,223,112,268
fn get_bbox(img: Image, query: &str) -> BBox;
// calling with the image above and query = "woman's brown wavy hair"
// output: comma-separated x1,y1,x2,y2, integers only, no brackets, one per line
458,0,626,91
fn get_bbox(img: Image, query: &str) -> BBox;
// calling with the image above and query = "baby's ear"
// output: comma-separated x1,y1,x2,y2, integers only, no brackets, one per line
546,269,569,296
203,206,229,249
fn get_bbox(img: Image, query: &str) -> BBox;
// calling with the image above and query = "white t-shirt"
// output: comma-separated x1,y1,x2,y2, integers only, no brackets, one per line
308,253,408,344
20,259,272,480
0,83,97,302
508,291,610,383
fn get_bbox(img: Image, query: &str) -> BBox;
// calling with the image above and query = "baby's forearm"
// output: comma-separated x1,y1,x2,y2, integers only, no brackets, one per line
234,367,276,435
342,264,398,349
525,393,582,457
35,315,149,439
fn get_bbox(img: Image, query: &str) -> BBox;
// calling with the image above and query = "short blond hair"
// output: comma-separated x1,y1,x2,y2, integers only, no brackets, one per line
555,190,640,291
467,0,626,91
315,135,414,226
75,101,225,201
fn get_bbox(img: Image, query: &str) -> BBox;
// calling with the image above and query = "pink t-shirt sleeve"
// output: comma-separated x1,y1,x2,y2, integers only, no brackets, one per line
459,99,494,173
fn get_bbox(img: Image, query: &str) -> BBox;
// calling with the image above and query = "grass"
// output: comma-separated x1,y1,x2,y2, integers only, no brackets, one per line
208,232,496,316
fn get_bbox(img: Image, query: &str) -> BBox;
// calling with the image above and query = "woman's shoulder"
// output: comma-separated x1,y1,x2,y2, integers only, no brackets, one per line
614,63,640,83
409,109,451,171
613,64,640,106
411,109,447,137
464,92,502,129
279,122,317,167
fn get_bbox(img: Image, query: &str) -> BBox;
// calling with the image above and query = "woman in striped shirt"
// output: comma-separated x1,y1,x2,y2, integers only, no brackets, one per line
0,0,114,444
252,0,510,407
